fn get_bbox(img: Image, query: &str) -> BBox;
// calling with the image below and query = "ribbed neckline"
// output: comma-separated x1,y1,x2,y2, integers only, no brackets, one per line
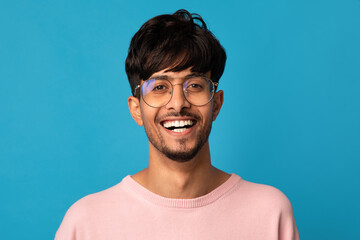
122,173,241,208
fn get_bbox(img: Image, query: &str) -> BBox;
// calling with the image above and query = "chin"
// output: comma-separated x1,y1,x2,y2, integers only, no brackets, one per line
164,152,197,163
161,144,202,163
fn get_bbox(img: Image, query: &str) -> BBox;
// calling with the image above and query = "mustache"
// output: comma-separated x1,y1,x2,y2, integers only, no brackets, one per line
156,110,201,122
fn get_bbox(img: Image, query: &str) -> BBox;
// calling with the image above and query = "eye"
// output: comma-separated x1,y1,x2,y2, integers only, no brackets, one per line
153,84,168,91
185,80,205,92
188,83,203,89
142,79,170,96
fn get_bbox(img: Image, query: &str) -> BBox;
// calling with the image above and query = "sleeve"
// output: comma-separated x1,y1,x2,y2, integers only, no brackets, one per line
55,207,78,240
278,196,300,240
55,199,87,240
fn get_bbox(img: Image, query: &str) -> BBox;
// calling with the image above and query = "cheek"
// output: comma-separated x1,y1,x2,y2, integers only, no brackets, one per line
199,106,214,125
140,106,159,127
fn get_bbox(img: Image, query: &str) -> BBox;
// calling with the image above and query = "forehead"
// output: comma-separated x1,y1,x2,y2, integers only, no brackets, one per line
148,68,210,80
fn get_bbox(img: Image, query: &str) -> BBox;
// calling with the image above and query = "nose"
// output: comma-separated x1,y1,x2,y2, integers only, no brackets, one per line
165,83,191,111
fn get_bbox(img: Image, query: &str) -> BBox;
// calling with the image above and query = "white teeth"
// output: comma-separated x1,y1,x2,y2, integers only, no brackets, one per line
163,120,194,129
173,128,187,132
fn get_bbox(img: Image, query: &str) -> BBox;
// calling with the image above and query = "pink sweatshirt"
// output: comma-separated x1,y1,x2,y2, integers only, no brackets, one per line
56,174,299,239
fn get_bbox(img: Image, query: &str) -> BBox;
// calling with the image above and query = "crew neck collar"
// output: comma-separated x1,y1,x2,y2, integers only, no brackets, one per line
122,173,241,208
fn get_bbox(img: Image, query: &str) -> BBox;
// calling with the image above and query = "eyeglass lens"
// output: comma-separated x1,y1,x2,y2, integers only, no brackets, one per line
141,77,215,108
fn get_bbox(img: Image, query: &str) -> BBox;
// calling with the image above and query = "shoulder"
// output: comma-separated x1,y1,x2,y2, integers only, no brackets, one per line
55,181,128,239
244,179,290,201
58,179,129,225
227,176,299,239
66,179,130,216
231,176,294,213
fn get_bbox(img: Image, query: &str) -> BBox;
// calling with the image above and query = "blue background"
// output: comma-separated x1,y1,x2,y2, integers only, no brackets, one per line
1,0,359,239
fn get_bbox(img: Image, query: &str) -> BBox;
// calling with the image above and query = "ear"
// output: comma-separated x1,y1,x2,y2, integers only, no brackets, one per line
212,90,224,121
128,96,143,126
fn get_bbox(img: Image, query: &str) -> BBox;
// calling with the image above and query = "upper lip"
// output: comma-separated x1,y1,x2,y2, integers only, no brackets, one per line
161,117,196,122
160,118,196,125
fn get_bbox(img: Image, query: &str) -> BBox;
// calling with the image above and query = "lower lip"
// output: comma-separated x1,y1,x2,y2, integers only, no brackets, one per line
162,124,196,136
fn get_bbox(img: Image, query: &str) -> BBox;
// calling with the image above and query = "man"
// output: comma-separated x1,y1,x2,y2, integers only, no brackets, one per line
56,9,299,239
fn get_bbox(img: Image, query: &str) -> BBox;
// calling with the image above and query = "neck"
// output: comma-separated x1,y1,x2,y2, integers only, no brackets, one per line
132,142,230,199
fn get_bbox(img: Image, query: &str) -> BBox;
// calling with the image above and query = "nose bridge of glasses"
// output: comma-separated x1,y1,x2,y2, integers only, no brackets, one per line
169,82,188,102
172,82,184,87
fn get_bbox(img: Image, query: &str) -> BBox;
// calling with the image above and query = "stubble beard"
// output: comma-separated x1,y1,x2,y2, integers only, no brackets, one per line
144,115,213,163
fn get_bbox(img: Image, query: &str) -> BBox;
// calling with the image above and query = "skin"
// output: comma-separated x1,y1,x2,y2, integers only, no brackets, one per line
128,68,230,199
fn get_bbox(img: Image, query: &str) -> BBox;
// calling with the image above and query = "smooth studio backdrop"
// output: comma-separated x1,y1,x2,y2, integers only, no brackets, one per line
1,0,359,239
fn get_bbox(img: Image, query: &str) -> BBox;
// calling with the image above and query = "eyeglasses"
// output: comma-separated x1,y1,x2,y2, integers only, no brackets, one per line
134,76,218,108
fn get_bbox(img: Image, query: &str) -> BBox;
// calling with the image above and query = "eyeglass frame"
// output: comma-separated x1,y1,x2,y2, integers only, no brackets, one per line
133,75,219,108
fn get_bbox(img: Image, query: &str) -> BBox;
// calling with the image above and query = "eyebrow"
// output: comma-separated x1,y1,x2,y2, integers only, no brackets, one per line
149,73,207,80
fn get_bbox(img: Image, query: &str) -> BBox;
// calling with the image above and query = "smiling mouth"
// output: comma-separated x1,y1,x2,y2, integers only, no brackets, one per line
161,120,196,133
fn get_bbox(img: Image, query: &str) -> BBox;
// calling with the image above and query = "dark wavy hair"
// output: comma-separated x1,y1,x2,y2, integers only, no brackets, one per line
125,9,227,96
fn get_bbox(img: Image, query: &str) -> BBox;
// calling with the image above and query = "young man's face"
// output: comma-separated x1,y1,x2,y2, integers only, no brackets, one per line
128,68,223,162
